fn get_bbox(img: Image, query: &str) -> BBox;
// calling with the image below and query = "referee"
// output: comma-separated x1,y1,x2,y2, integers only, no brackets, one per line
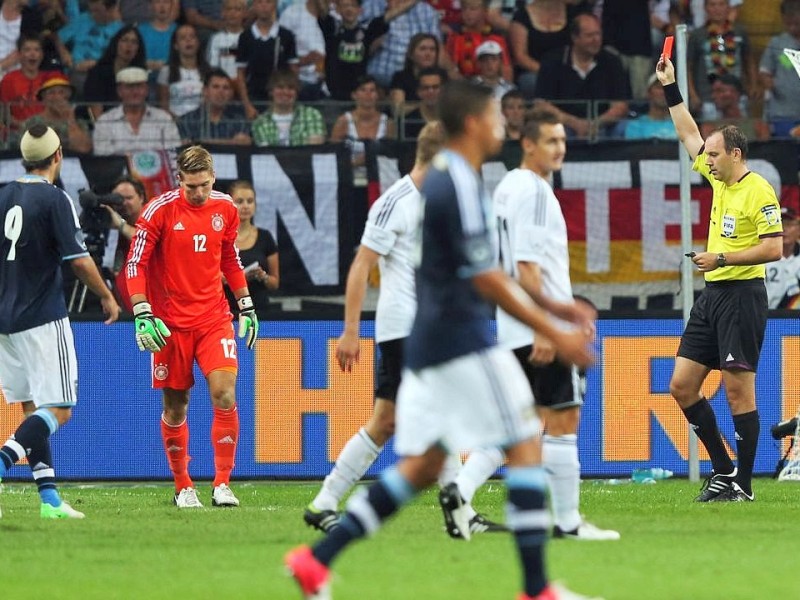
656,57,783,502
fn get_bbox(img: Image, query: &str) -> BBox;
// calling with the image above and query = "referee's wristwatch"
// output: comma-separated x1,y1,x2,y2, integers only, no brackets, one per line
716,253,727,268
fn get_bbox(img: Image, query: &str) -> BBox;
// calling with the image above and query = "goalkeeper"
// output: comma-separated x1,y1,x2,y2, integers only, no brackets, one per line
125,146,258,509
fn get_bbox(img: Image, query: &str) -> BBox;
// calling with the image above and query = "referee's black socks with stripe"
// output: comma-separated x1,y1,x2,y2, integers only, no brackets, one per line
733,411,759,496
682,398,735,475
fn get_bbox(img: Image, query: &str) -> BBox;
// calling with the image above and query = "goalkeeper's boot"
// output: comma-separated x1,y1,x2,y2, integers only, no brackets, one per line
553,521,620,541
304,504,339,532
174,487,203,508
285,545,331,600
41,501,85,519
713,481,754,502
695,468,737,502
438,482,472,541
468,512,508,534
212,483,240,507
521,582,604,600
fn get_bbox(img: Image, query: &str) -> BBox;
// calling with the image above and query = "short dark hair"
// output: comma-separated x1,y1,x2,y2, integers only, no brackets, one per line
417,67,446,87
204,68,232,87
712,124,749,160
268,68,300,91
500,89,524,109
521,108,562,142
570,12,599,38
16,32,43,52
353,75,378,90
437,80,494,137
21,124,59,171
112,175,147,203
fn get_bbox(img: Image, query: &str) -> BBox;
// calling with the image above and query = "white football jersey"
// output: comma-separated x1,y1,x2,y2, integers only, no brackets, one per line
765,246,800,308
360,175,420,343
493,168,573,350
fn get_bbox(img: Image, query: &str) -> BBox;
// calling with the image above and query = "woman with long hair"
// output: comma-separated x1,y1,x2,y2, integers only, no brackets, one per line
157,23,209,117
388,33,450,109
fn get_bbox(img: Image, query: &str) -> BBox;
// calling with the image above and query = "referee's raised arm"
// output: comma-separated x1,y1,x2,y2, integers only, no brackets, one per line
656,57,704,161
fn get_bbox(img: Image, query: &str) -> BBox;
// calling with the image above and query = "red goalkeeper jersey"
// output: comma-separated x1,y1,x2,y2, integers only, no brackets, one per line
125,188,248,331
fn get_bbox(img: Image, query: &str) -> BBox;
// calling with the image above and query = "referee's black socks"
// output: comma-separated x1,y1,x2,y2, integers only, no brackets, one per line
733,411,759,496
682,398,735,475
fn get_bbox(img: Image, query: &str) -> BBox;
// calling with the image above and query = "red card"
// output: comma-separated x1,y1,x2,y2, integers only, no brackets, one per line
662,36,674,59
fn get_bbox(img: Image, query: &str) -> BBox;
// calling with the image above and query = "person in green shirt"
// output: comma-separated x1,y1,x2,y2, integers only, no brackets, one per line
252,68,325,146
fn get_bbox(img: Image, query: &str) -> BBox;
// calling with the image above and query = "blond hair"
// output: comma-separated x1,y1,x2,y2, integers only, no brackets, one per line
415,121,445,167
177,145,214,175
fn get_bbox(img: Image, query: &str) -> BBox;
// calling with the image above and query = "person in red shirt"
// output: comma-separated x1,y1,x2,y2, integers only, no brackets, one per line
0,33,54,130
125,145,258,509
445,0,511,80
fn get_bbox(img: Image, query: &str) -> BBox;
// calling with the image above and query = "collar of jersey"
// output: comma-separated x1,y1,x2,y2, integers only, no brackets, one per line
17,174,49,184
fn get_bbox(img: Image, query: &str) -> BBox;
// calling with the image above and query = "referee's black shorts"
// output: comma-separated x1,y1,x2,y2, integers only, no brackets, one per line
677,278,768,371
512,345,584,409
375,338,404,402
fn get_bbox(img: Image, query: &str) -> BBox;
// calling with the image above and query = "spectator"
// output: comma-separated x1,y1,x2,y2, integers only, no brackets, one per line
689,0,743,27
766,207,800,309
183,0,225,43
227,180,279,313
84,25,147,120
252,68,325,146
330,75,396,184
0,34,53,127
206,0,246,80
361,0,441,89
501,88,525,140
23,73,93,153
105,176,148,313
178,68,251,145
20,0,68,72
624,73,677,140
760,0,800,138
157,24,210,117
602,0,653,100
700,73,770,141
236,0,299,120
403,66,443,139
93,66,181,155
446,0,512,81
279,0,328,100
429,0,462,36
535,13,631,139
139,0,179,73
650,0,674,63
471,39,514,100
55,0,123,78
120,0,179,25
389,33,449,108
0,0,23,77
687,0,757,120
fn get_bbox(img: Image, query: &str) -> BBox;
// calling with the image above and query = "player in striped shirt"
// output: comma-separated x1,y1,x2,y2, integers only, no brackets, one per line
125,146,258,509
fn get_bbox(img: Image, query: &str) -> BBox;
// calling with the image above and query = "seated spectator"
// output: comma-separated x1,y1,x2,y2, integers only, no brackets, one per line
20,0,67,72
157,24,210,117
183,0,225,44
178,68,251,144
0,34,53,128
23,73,93,153
535,13,631,139
105,176,148,312
0,0,23,77
84,25,147,120
206,0,246,79
361,0,441,89
602,0,652,100
227,180,279,313
252,68,326,146
624,74,677,140
330,75,396,185
279,0,328,100
760,0,800,138
766,207,800,309
236,0,299,120
446,0,512,81
687,0,756,120
403,67,444,139
138,0,178,73
471,40,514,100
700,73,770,141
389,33,449,108
55,0,123,77
93,66,182,155
501,88,525,140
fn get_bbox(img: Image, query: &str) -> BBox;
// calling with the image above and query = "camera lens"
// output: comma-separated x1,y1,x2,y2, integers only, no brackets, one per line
771,417,798,440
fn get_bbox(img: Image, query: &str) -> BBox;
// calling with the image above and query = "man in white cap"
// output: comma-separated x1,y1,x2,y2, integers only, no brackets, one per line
0,124,120,519
471,39,515,100
93,66,181,156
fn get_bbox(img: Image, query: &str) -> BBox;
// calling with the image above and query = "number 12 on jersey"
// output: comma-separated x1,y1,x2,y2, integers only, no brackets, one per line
193,234,207,253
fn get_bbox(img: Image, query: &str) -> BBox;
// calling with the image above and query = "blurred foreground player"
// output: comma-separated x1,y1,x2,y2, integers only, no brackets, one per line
125,145,258,508
286,80,597,600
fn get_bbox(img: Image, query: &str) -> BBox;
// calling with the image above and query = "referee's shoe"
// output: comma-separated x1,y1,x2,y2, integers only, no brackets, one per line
695,469,737,502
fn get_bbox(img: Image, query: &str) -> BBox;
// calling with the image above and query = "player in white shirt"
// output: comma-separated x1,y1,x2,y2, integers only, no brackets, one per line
765,207,800,309
303,122,504,536
493,108,620,541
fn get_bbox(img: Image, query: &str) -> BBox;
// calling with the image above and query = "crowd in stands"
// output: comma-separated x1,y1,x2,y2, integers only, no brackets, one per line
1,0,800,152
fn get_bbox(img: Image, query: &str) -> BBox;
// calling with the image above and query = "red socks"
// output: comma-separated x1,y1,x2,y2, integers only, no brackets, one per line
160,417,193,492
211,405,239,487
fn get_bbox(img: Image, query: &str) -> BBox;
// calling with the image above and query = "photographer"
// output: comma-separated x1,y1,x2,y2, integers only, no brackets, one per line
105,176,147,312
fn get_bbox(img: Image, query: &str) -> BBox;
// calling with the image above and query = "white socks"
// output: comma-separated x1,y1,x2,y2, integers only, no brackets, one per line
455,447,505,503
542,433,582,532
312,428,382,511
437,452,463,487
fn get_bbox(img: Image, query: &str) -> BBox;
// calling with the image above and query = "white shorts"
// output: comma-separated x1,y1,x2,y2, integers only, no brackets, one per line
394,347,539,457
0,317,78,408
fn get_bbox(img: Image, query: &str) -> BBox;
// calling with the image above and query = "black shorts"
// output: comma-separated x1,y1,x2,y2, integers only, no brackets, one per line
512,345,584,409
375,338,404,402
677,279,767,371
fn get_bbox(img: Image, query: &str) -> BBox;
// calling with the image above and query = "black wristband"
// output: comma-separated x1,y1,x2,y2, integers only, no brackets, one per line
663,82,683,107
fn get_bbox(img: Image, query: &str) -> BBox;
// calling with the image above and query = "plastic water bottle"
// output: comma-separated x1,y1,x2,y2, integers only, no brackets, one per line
631,468,674,483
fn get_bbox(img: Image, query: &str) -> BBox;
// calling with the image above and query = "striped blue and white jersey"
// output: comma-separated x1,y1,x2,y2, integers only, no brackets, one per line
0,175,87,334
361,174,420,343
406,150,495,369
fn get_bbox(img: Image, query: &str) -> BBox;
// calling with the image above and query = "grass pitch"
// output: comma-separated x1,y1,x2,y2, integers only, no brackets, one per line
1,478,797,599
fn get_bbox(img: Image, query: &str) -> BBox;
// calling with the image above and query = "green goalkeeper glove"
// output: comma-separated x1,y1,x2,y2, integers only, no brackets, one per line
133,302,171,352
237,296,258,350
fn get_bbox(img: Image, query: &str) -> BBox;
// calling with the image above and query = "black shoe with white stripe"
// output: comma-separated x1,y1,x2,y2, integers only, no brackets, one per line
712,482,754,502
695,469,737,502
303,504,340,532
469,513,508,534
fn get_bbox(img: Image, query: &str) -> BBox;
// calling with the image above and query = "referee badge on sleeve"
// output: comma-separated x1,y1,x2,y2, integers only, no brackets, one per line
761,204,780,226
